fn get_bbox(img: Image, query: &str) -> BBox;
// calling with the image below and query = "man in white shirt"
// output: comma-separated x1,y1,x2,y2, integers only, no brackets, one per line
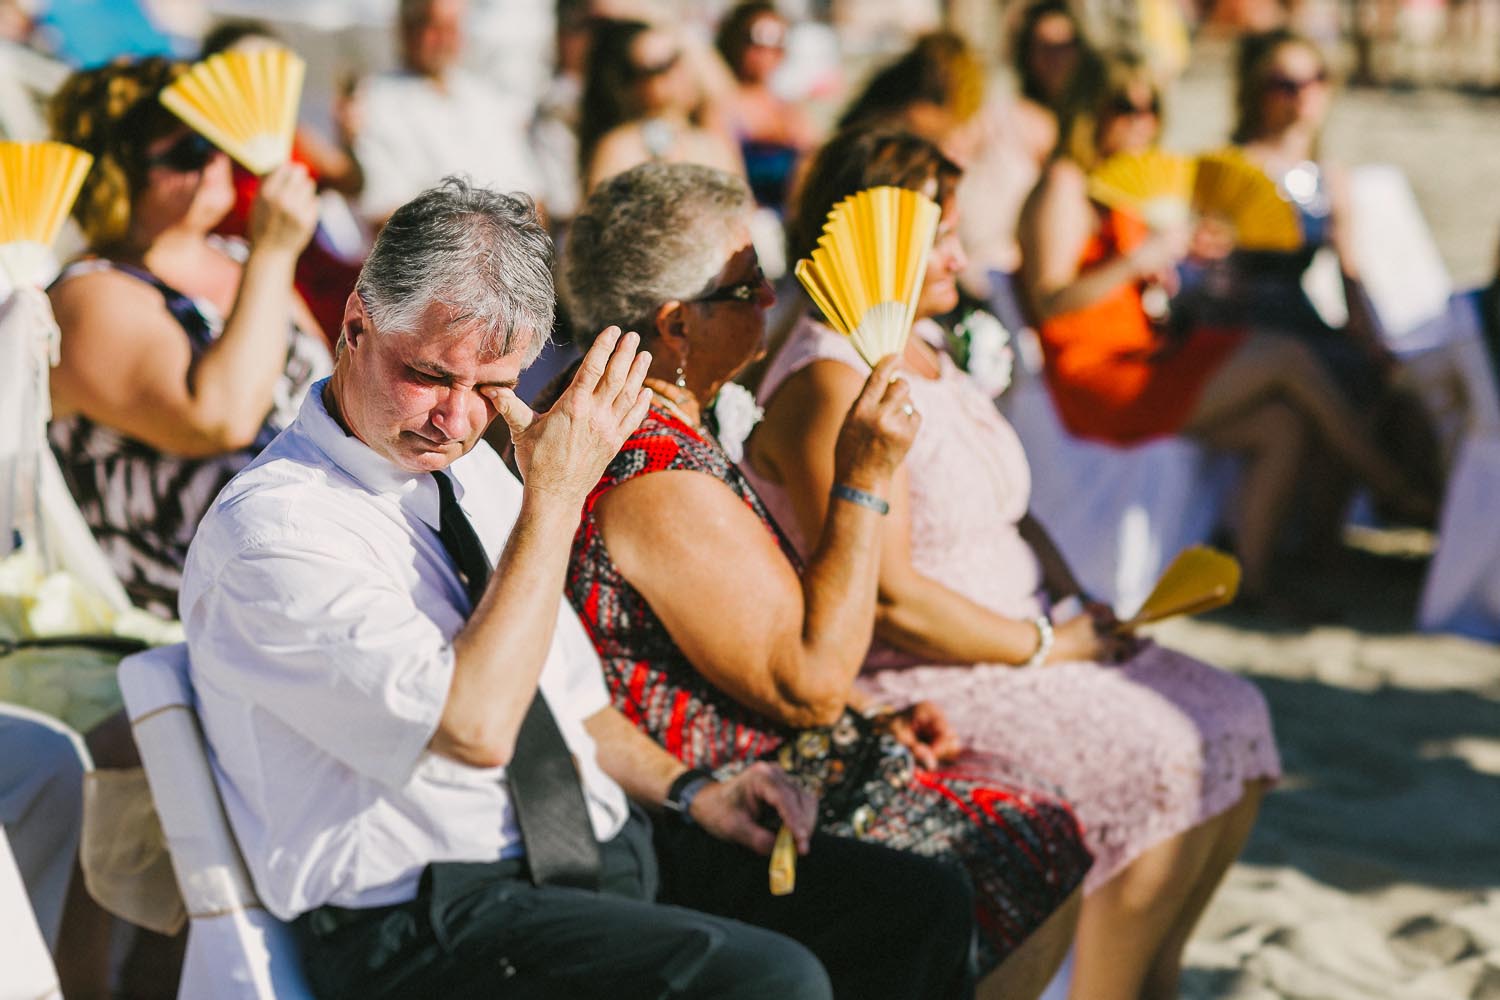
181,178,975,999
355,0,543,227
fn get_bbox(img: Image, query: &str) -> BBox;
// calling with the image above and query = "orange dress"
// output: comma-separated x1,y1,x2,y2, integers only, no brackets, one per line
1037,208,1246,444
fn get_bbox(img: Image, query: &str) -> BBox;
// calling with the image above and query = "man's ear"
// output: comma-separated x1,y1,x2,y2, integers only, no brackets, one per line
339,292,368,351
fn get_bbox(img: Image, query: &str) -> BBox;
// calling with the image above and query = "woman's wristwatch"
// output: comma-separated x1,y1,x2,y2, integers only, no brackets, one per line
663,767,715,826
1023,614,1054,669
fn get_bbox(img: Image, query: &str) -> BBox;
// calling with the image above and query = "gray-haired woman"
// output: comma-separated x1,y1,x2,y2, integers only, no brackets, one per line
553,162,1092,1000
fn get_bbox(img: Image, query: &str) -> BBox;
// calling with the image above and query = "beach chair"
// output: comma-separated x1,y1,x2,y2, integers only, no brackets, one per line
118,643,314,1000
1001,329,1235,614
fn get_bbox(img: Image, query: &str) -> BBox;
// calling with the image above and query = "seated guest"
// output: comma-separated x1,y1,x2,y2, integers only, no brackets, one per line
557,162,1089,999
715,2,818,214
46,56,329,623
355,0,542,227
579,18,744,193
1017,51,1430,602
180,178,978,1000
745,126,1280,1000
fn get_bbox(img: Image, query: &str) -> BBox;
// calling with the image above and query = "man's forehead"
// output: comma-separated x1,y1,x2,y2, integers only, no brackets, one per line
397,305,529,380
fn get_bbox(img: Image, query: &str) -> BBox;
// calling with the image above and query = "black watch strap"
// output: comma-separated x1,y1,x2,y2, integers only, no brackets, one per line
663,767,715,825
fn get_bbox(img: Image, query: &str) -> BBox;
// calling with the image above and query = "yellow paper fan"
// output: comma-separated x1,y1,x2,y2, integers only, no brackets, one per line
1193,148,1303,252
159,47,305,175
1087,149,1196,231
769,824,796,896
1119,546,1241,631
793,185,942,366
0,141,94,286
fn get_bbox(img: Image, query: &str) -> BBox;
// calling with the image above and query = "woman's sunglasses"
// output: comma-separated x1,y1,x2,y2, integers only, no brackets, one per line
145,132,220,173
693,267,769,305
1266,70,1329,97
1107,96,1160,118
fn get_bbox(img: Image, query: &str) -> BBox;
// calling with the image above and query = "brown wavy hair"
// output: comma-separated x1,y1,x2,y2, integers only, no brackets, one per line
1231,28,1326,145
47,56,188,249
836,31,985,132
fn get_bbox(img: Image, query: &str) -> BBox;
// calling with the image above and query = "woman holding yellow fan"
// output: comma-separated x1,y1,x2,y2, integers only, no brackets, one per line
748,125,1279,1000
1017,51,1431,604
45,56,329,621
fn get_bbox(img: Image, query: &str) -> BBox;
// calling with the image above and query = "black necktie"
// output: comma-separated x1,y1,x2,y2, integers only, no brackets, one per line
431,471,602,890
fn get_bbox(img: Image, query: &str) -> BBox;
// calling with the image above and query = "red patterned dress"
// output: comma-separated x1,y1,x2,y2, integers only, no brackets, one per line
566,404,1092,969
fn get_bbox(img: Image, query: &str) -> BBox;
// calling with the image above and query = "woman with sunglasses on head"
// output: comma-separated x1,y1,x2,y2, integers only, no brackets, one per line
46,57,330,621
579,18,744,194
553,162,1092,1000
749,124,1277,1000
1018,50,1431,608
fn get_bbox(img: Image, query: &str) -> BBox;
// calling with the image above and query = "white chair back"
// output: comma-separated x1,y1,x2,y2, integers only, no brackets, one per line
0,827,61,1000
118,644,314,1000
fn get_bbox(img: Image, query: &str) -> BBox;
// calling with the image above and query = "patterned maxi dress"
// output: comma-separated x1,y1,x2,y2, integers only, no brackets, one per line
746,317,1282,893
567,404,1092,970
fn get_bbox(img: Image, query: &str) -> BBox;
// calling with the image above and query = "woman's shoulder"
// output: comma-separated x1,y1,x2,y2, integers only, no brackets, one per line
759,315,866,403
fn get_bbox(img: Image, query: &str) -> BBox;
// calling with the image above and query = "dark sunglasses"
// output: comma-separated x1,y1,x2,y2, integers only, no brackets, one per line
145,131,219,172
693,267,769,305
1266,70,1329,97
630,50,682,79
1108,95,1160,118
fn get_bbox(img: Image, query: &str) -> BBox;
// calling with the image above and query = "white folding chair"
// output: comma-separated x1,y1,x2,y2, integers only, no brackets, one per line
0,827,61,1000
118,644,313,1000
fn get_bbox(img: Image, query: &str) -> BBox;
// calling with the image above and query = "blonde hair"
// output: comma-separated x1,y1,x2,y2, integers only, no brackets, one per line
47,57,187,248
1055,49,1159,170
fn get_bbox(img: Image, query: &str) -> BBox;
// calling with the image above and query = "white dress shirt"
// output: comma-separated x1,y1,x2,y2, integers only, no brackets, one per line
179,379,629,920
355,68,543,222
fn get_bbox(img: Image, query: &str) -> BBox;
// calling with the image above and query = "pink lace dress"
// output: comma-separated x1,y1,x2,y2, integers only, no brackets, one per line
745,316,1282,891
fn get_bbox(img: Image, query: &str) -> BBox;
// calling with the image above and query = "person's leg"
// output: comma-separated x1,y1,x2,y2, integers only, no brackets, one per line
1188,399,1309,596
1186,333,1425,514
1140,779,1269,1000
0,705,89,947
977,886,1080,1000
654,818,978,1000
297,814,832,1000
1066,819,1222,1000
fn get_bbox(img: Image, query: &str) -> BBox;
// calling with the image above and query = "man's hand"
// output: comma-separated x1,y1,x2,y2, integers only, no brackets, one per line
487,327,651,501
879,701,962,769
689,761,816,856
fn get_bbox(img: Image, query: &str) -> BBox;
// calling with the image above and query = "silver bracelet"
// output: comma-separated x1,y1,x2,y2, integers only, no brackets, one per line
1023,614,1054,669
831,483,890,516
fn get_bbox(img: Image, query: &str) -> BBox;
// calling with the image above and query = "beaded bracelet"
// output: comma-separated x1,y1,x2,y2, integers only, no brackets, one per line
831,483,890,516
1023,614,1054,669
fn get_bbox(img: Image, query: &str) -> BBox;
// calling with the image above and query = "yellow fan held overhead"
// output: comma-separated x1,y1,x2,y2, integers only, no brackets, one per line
1116,546,1241,632
1088,148,1302,252
793,185,943,367
159,47,305,176
0,141,94,287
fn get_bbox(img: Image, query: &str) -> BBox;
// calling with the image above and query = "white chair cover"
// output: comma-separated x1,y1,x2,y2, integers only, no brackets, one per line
1419,433,1500,640
119,644,313,1000
1001,333,1234,614
0,827,61,1000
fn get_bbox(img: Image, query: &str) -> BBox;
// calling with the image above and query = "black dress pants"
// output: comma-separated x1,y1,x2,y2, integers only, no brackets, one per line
293,806,976,1000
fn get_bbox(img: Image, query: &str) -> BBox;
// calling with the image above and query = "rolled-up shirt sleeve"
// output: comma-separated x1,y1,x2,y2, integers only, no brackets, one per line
185,533,453,791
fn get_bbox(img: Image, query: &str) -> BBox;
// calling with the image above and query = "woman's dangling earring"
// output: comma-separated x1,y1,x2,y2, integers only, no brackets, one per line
675,364,688,389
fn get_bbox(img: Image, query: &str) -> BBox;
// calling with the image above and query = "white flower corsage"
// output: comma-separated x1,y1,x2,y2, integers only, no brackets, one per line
711,382,764,463
946,308,1015,400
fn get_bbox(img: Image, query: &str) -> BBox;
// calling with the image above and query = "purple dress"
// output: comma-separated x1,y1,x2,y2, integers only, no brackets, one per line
746,316,1282,891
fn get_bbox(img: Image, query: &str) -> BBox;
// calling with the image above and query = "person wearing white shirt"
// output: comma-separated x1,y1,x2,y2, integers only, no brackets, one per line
355,0,543,227
180,177,976,999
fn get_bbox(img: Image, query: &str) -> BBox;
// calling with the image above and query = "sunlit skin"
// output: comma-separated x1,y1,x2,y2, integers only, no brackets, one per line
1027,12,1082,106
129,128,236,246
909,206,966,326
326,294,521,473
1096,81,1161,160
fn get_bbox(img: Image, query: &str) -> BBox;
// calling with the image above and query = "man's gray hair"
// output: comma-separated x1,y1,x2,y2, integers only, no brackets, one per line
355,176,553,364
560,162,752,344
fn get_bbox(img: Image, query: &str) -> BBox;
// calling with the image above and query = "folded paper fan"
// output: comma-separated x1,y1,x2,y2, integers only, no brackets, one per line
794,185,942,366
1088,149,1196,232
159,47,305,175
0,141,94,286
769,824,796,896
1118,545,1241,631
1192,148,1302,252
